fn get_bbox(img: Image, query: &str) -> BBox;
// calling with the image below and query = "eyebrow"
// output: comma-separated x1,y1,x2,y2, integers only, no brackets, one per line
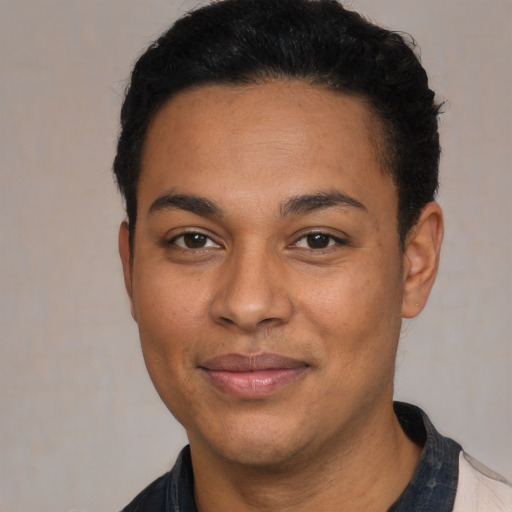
147,190,365,219
148,193,223,217
280,191,366,217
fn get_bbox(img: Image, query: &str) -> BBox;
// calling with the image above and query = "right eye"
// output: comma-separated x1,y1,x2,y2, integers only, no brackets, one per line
170,232,220,250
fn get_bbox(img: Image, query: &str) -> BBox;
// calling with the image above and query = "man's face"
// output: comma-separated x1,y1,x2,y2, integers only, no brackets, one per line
122,81,409,467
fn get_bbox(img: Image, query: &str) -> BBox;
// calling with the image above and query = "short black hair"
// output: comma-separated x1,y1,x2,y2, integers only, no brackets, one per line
113,0,442,251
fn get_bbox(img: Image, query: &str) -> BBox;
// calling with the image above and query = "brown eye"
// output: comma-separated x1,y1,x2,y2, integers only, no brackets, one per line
172,232,219,249
183,233,207,248
294,232,346,250
305,233,331,249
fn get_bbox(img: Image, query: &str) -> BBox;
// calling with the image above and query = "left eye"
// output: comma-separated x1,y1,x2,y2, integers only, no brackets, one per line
171,232,219,249
294,233,340,250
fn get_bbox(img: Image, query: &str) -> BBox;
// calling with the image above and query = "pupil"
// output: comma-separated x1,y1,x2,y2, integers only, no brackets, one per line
307,233,329,249
184,233,206,248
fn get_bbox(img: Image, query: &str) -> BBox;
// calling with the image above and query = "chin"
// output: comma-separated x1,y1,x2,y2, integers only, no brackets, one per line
192,412,317,470
214,439,303,469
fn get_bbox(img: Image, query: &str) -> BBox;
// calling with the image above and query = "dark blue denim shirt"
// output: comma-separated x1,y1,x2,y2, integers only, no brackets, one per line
121,402,461,512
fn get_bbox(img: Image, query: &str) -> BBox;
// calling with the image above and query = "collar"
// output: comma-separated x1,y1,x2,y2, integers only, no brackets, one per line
388,402,461,511
124,402,461,511
167,445,196,512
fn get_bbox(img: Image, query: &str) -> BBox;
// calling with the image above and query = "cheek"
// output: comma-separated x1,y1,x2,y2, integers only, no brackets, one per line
299,257,403,357
131,268,210,384
132,273,210,425
134,265,208,333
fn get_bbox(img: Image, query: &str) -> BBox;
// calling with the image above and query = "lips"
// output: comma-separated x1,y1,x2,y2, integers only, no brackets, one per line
199,353,309,398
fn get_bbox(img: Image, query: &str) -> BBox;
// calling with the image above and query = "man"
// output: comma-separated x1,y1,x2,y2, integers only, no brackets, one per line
113,0,512,510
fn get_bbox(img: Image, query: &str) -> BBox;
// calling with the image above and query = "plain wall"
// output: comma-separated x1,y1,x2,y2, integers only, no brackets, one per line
0,1,510,510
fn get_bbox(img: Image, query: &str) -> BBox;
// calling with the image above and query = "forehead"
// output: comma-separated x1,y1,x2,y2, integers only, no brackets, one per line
139,80,396,222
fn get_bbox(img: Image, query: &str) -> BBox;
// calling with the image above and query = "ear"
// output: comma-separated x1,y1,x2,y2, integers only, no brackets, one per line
401,202,444,318
118,221,137,321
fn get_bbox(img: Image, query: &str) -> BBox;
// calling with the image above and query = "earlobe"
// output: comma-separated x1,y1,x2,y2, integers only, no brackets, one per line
401,202,444,319
118,221,137,321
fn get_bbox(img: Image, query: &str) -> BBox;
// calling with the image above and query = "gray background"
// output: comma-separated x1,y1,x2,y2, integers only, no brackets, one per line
1,1,510,510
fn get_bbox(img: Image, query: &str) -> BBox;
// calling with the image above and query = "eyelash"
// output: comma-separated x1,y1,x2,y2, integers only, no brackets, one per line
165,231,348,252
167,231,220,250
292,232,349,251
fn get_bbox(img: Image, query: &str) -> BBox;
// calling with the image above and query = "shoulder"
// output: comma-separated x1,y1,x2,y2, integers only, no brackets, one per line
120,472,170,512
453,452,512,512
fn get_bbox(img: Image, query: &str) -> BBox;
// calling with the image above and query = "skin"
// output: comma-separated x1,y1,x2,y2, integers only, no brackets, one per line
119,80,443,511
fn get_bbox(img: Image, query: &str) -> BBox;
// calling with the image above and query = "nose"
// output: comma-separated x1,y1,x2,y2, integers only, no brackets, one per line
210,245,294,332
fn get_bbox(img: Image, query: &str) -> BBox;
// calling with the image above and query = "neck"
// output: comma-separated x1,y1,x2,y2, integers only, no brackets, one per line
191,402,422,512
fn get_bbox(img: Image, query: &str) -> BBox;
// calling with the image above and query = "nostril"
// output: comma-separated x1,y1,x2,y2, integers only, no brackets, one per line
209,260,294,331
218,316,236,326
257,317,279,326
216,315,278,331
